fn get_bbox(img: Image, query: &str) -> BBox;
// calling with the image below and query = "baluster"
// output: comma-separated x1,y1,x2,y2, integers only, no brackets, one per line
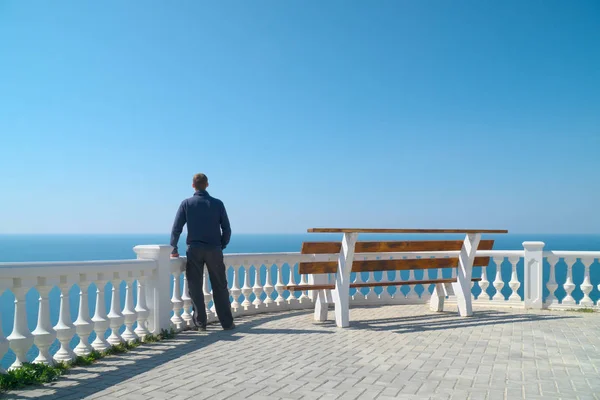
181,270,193,327
229,265,241,311
580,257,594,307
298,273,309,303
394,263,409,301
107,274,124,345
562,257,576,305
368,271,377,300
286,263,298,304
170,270,184,331
134,274,150,339
7,279,33,370
492,257,505,301
263,264,274,306
54,276,76,362
74,274,94,356
478,265,490,301
421,268,431,302
380,269,393,301
241,265,253,310
121,274,138,342
202,266,213,317
7,278,33,370
406,267,418,301
91,275,110,351
32,277,56,365
354,269,366,300
252,264,264,308
508,257,521,301
545,256,559,307
0,293,8,373
274,263,286,305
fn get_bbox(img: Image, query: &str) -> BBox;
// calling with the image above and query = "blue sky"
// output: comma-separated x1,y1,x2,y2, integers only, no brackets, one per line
1,1,599,234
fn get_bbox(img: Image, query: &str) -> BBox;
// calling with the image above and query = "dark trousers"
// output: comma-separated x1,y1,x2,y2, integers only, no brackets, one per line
186,246,234,329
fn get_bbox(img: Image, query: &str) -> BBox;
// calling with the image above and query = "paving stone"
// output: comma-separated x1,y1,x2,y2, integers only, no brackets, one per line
2,305,600,400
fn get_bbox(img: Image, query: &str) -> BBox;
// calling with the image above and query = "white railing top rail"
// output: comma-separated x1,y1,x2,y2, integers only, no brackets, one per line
0,259,156,279
543,250,600,259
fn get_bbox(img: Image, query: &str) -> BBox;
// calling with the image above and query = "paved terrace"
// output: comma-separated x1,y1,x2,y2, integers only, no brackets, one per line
5,305,600,400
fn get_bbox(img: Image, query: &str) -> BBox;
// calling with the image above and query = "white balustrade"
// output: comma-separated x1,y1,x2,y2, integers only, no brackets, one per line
285,264,298,305
32,277,55,365
7,278,33,370
74,274,94,356
545,256,559,307
1,244,600,372
263,264,275,307
508,257,521,301
562,257,577,306
580,257,594,307
122,273,138,342
353,271,366,301
406,269,418,301
298,273,309,303
107,274,125,346
181,271,193,326
274,264,286,305
134,274,150,339
0,301,8,374
492,257,505,301
241,266,253,310
91,276,110,352
252,265,264,308
54,276,76,362
478,266,490,300
170,268,184,331
229,265,241,311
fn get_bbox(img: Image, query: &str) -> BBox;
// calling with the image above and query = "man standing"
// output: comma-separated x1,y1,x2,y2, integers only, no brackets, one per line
170,173,235,331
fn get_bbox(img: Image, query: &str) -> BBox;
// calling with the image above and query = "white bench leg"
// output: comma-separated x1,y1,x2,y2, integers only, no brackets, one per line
312,273,330,322
314,290,328,321
452,233,481,317
430,283,445,312
332,233,357,328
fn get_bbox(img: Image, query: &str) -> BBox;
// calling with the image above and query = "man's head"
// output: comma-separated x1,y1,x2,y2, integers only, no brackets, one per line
192,173,209,191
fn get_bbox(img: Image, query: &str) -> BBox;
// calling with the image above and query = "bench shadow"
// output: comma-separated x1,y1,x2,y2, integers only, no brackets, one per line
4,310,321,400
347,308,577,333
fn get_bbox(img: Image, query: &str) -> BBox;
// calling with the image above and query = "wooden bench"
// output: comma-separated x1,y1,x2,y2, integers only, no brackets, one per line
285,228,507,327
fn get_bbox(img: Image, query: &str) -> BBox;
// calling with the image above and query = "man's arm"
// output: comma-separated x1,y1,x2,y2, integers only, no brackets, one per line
220,202,231,250
170,201,187,256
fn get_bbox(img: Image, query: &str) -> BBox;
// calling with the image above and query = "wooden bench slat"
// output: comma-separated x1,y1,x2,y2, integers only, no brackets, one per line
308,228,508,234
299,256,491,274
301,240,494,254
284,277,482,291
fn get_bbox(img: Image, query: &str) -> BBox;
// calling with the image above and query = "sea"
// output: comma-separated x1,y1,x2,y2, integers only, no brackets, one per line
1,233,599,369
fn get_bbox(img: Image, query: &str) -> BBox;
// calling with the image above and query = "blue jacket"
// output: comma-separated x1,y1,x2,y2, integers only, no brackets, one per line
170,190,231,254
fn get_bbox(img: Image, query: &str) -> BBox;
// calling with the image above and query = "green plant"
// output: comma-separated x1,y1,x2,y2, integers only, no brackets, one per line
0,362,68,391
1,333,175,393
566,307,596,313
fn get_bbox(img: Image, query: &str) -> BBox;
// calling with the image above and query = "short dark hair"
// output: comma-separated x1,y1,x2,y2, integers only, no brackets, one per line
193,173,208,190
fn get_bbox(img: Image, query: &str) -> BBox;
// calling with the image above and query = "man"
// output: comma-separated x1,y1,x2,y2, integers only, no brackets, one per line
170,173,235,331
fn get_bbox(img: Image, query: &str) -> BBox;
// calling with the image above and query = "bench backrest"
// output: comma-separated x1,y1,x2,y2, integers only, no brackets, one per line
298,240,494,274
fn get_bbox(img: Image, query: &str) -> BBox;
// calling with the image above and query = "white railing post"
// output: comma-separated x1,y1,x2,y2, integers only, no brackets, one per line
121,273,139,342
0,298,8,373
74,274,94,356
523,242,545,309
32,277,56,365
7,278,33,370
53,275,76,362
133,245,173,334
